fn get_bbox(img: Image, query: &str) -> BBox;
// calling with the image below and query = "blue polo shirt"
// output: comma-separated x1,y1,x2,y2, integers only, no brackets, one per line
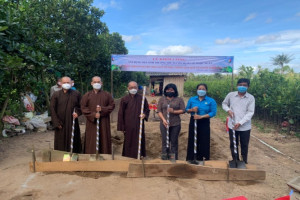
186,96,217,117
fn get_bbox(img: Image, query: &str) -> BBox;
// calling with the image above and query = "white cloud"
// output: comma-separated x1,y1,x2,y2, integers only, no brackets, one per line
255,34,281,44
296,12,300,17
215,37,241,45
146,45,198,55
265,18,272,23
244,13,257,22
162,2,179,12
122,35,141,43
97,0,120,10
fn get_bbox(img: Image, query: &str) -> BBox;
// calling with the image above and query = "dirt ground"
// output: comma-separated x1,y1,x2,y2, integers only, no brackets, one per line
0,96,299,200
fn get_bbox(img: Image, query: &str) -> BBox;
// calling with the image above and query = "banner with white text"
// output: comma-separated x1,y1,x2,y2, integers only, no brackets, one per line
111,55,233,73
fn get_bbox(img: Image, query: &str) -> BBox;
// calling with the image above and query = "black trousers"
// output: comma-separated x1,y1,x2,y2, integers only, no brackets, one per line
186,117,210,161
160,123,181,160
229,129,251,163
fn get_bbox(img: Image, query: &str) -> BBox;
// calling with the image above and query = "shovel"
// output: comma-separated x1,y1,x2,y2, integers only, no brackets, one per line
161,104,176,163
90,105,103,161
189,116,201,165
63,109,78,162
229,118,246,169
137,86,146,160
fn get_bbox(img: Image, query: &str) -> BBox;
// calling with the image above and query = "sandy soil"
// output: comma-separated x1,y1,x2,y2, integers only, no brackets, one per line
0,96,299,200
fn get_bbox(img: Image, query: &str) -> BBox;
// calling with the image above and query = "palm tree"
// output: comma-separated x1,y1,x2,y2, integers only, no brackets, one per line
271,53,293,74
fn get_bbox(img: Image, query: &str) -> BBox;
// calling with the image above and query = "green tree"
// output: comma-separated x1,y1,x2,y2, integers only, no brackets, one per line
238,65,254,79
271,53,293,74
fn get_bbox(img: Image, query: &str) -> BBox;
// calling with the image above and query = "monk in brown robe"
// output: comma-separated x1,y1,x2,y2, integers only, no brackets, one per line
81,76,115,154
117,81,150,159
50,76,82,153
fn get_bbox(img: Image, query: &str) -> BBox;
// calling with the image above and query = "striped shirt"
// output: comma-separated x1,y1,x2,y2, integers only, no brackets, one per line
222,91,255,131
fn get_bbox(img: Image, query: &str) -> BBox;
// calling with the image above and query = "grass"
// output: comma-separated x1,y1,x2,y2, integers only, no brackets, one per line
216,104,227,123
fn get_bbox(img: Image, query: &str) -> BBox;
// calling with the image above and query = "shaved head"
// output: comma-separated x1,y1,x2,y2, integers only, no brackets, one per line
61,76,71,84
128,81,138,90
91,76,101,83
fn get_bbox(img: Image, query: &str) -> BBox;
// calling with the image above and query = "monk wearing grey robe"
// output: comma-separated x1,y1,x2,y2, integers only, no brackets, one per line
117,81,150,159
81,76,115,154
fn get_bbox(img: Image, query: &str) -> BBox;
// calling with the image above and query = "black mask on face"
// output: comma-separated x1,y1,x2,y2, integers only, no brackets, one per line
165,92,175,97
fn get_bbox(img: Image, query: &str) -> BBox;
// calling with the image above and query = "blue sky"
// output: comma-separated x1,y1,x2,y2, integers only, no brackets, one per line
93,0,300,72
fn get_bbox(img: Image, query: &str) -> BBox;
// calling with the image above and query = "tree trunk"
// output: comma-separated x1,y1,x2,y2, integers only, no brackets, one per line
41,70,50,113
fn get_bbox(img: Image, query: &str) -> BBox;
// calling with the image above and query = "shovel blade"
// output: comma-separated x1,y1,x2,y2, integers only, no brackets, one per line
161,153,168,160
169,153,176,163
63,154,71,162
89,154,104,161
71,154,78,161
89,154,96,161
229,160,237,168
237,161,246,169
229,160,246,169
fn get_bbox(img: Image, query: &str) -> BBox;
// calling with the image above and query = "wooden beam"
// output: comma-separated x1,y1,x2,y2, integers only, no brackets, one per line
29,160,137,172
30,157,266,181
228,168,266,181
127,161,266,180
42,150,136,162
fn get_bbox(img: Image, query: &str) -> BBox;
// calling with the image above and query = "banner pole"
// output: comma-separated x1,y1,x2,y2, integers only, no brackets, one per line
231,71,234,91
111,68,113,97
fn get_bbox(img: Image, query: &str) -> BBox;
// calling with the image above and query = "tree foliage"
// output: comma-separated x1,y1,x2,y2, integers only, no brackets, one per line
184,68,300,134
0,0,136,132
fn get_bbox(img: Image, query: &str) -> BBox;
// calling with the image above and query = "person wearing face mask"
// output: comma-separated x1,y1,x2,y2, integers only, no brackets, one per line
222,78,255,164
117,81,150,159
50,76,82,152
186,83,217,162
50,77,62,98
71,80,76,90
81,76,115,154
157,83,185,160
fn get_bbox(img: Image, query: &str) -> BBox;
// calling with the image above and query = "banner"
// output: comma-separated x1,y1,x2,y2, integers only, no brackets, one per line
111,55,233,73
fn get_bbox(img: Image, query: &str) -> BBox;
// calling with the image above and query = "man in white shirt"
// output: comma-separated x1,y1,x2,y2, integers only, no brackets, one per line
222,78,255,164
50,77,62,98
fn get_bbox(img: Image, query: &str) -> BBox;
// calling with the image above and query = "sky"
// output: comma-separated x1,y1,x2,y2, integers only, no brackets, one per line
93,0,300,72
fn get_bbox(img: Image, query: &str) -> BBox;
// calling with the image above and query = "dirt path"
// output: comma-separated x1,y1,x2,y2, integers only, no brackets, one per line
0,96,299,200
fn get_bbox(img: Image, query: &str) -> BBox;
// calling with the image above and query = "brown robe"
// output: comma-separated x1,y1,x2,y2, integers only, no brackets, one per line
117,94,150,159
81,90,115,154
50,89,82,153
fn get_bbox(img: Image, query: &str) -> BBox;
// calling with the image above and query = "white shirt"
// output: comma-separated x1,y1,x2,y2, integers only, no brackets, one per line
222,91,255,131
50,85,62,98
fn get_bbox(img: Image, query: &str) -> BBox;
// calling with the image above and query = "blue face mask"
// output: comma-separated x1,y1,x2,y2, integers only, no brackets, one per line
237,86,248,93
197,90,206,96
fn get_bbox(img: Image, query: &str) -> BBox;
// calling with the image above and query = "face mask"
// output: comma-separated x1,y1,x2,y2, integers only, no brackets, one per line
165,92,175,97
197,90,206,97
71,83,74,86
93,83,101,90
129,89,137,94
57,82,61,86
237,86,248,93
62,83,71,90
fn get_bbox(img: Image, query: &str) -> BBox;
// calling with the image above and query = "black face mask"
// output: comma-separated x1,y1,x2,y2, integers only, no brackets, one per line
165,92,175,97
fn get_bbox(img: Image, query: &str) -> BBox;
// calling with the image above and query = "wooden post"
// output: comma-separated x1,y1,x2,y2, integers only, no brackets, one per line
32,146,36,173
231,71,234,91
111,69,113,97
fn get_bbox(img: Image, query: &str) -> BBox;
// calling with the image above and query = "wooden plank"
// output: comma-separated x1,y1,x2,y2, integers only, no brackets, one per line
228,168,266,181
127,163,229,180
42,150,136,162
127,162,266,180
29,160,137,172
